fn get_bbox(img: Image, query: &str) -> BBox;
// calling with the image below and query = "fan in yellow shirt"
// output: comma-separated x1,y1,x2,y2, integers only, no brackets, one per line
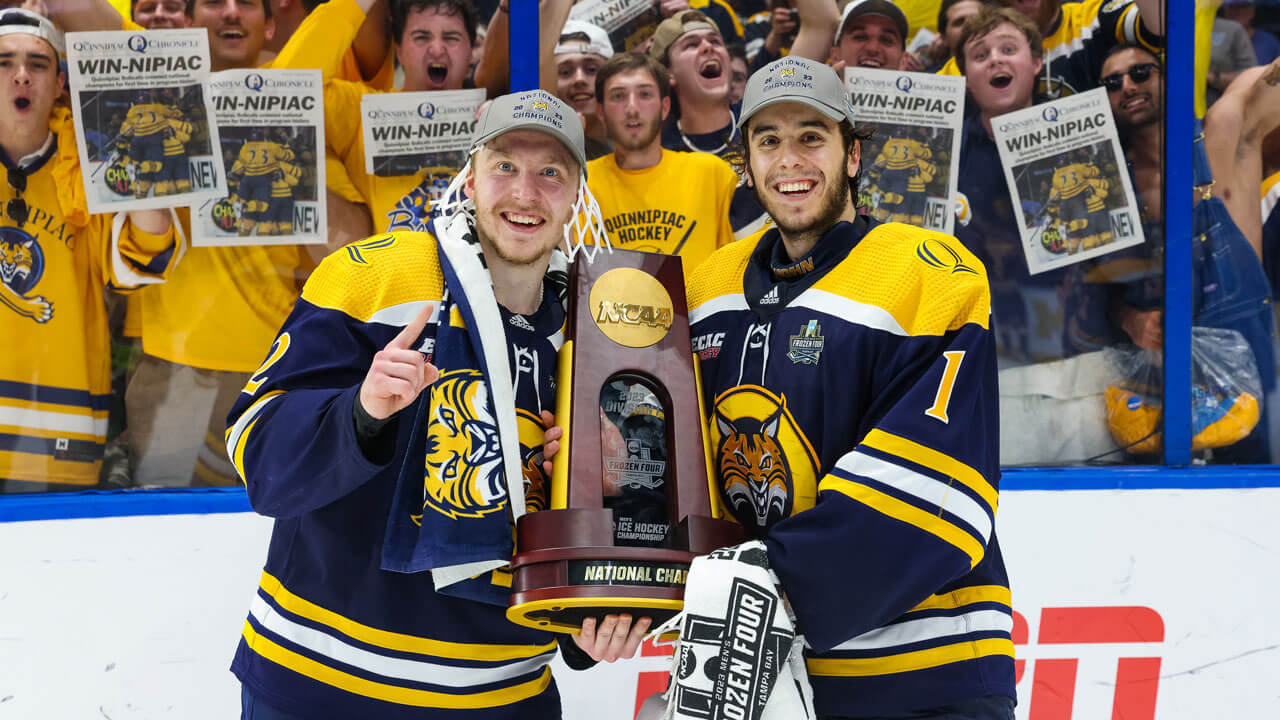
0,10,176,492
325,0,482,234
586,52,737,271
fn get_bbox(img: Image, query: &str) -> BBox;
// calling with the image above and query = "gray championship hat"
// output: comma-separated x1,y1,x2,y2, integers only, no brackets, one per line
737,56,858,132
470,89,587,171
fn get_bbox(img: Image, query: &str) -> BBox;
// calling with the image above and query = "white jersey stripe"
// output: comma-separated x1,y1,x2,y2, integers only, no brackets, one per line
225,391,283,473
367,300,441,330
690,293,749,325
0,405,108,437
829,609,1013,652
248,595,555,688
838,450,993,542
793,288,908,336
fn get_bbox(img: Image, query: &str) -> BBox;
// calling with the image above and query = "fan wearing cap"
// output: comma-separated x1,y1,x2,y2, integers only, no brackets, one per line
0,8,176,491
225,89,647,718
831,0,912,74
585,51,738,269
649,10,774,237
553,20,614,161
686,56,1014,719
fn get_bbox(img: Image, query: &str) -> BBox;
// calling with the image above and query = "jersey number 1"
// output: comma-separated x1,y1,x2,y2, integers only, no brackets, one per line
925,351,965,423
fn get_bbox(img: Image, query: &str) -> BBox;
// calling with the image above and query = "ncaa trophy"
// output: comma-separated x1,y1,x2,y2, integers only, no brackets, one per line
507,249,747,633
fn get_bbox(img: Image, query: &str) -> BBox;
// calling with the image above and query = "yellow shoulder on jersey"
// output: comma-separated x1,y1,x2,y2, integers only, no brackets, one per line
817,222,991,336
687,227,763,310
302,231,445,322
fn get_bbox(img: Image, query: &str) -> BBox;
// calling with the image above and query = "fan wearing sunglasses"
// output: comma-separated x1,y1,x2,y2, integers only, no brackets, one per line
0,8,176,492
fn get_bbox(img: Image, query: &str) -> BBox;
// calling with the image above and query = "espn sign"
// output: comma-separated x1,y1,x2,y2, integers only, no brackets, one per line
1015,606,1164,720
630,606,1164,720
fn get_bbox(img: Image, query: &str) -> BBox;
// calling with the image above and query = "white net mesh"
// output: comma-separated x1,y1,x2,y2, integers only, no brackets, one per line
564,171,612,264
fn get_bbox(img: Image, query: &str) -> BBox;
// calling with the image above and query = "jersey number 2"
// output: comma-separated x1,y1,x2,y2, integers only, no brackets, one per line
924,351,965,423
243,333,291,396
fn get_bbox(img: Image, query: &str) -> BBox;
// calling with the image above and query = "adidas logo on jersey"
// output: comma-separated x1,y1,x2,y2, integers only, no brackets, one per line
759,286,781,305
508,314,535,331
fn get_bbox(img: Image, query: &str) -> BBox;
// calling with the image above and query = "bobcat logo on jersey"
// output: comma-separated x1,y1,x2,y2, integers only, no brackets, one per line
423,369,507,519
0,227,52,323
517,408,549,513
711,386,819,535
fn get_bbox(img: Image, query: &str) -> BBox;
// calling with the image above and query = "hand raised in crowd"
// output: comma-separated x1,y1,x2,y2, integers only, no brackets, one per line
765,7,798,55
573,614,653,662
359,303,440,420
657,0,689,19
900,50,925,72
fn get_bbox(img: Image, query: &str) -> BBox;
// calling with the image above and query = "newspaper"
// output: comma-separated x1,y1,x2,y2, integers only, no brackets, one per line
193,69,326,246
844,67,965,234
569,0,661,51
991,88,1145,275
66,29,225,213
361,88,485,201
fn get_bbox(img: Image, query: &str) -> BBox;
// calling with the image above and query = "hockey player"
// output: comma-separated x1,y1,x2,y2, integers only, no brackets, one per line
226,90,648,717
228,129,294,236
587,52,738,269
1046,155,1099,254
870,133,936,225
685,56,1014,718
118,89,181,199
264,156,302,235
155,111,194,195
0,9,175,491
686,54,1013,717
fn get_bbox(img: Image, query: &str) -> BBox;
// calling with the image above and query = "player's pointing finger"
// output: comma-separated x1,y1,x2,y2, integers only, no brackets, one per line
388,301,434,351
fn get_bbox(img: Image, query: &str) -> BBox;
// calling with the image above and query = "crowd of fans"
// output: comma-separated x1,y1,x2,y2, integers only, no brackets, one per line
3,0,1280,494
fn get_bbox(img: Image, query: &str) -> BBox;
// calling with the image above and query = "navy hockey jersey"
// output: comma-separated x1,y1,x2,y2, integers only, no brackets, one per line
224,230,567,718
687,219,1015,716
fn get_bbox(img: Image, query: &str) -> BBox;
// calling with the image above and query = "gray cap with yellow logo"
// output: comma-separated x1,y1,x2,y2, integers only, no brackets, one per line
737,56,858,132
470,89,587,172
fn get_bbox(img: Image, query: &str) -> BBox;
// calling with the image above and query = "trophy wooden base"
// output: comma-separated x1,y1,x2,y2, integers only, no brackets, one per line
506,546,693,634
506,508,747,634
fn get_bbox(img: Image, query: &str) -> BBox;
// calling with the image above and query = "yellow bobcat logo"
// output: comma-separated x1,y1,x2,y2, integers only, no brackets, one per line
711,386,820,535
423,370,506,519
0,232,52,323
715,406,792,533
